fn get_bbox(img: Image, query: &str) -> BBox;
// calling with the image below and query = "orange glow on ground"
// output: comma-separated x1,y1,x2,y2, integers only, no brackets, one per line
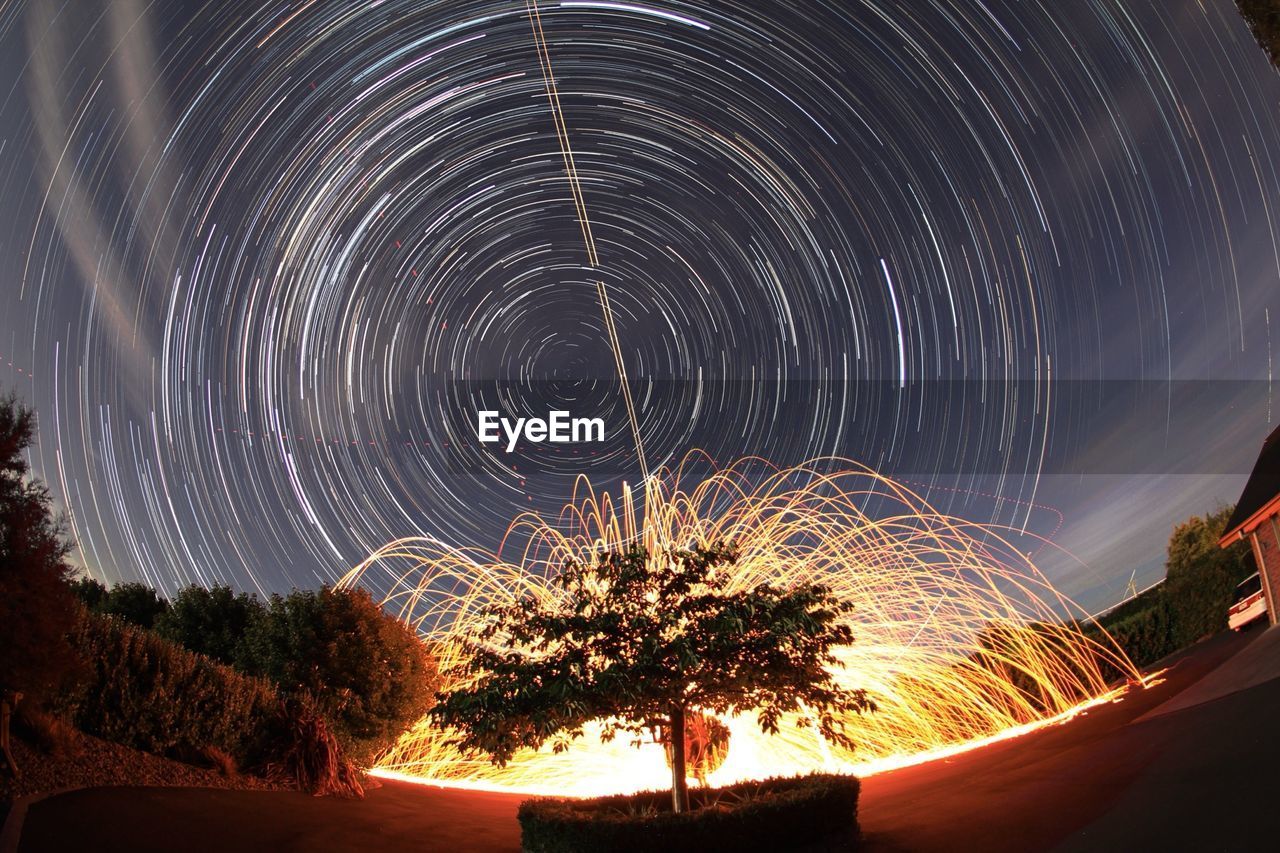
368,673,1162,798
341,456,1144,799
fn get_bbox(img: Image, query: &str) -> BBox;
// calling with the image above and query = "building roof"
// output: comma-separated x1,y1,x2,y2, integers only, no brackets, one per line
1222,421,1280,542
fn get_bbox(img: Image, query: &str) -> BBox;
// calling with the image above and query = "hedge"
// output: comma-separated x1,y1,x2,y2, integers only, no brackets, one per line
518,773,860,853
1093,585,1166,631
1105,600,1179,668
55,610,282,766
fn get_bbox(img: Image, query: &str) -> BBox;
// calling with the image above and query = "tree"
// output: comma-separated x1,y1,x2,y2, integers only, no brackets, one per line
238,586,439,765
1235,1,1280,70
156,584,265,665
432,543,872,813
0,393,80,725
69,575,108,610
98,581,170,629
1164,505,1255,646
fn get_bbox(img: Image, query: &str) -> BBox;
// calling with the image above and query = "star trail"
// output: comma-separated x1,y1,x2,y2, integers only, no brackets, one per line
0,0,1277,607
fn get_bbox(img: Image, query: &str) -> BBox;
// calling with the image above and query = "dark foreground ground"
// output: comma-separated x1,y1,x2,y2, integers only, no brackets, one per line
8,623,1277,853
859,623,1279,852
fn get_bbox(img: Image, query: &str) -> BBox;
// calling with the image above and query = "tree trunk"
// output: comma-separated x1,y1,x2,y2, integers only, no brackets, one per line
1,692,20,779
669,704,689,813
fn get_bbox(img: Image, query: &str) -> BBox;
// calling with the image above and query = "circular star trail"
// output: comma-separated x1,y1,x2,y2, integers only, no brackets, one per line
0,0,1277,600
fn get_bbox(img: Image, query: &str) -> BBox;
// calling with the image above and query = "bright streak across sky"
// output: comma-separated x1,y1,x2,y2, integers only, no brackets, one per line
559,2,712,31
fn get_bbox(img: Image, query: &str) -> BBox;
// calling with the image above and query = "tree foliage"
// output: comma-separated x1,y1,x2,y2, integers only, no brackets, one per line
432,543,872,811
238,585,439,765
1236,0,1280,70
1164,504,1255,646
69,575,108,610
96,581,171,629
156,584,265,665
0,392,80,701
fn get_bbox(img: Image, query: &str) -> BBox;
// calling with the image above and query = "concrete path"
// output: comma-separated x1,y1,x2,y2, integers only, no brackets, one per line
16,781,524,852
856,625,1265,852
1054,674,1280,851
1137,622,1280,720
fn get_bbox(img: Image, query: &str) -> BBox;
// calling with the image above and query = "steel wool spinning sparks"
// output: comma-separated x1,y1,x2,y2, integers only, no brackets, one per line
339,455,1145,797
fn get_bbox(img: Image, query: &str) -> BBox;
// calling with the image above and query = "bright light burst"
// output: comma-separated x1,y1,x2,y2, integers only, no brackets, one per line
339,455,1142,797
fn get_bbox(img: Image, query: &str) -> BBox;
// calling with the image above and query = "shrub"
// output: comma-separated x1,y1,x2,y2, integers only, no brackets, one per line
1103,598,1178,668
518,773,861,853
58,609,281,765
1080,505,1257,676
263,697,364,798
14,704,81,758
156,584,264,665
0,392,82,703
197,744,238,778
238,586,438,766
97,581,171,629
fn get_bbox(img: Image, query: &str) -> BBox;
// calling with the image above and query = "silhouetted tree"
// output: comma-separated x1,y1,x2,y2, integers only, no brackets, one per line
156,584,265,665
1235,1,1280,70
0,393,80,710
432,543,872,813
69,575,108,610
238,586,439,765
98,581,170,629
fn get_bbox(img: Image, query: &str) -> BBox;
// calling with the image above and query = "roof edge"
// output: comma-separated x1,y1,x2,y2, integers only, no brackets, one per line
1220,492,1280,547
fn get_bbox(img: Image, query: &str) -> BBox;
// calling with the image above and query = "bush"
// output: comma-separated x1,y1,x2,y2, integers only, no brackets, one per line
518,773,861,853
197,744,238,778
57,576,436,773
1103,598,1178,668
14,704,81,758
263,697,365,798
156,584,264,665
58,609,281,766
238,586,438,766
1081,505,1257,676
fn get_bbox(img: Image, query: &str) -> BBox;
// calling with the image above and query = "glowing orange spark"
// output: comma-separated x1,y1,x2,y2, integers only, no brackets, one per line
339,455,1143,798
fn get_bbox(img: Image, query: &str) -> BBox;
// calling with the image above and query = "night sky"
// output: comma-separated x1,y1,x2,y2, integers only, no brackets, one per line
1,0,1277,611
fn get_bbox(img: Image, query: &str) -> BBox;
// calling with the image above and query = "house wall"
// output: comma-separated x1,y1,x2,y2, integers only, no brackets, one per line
1252,515,1280,626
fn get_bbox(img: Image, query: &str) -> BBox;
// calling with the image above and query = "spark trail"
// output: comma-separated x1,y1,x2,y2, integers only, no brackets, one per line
341,455,1146,797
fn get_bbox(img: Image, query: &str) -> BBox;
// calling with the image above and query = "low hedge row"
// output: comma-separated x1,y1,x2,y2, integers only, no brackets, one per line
55,610,282,766
518,773,860,853
1082,596,1180,675
1105,600,1179,668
